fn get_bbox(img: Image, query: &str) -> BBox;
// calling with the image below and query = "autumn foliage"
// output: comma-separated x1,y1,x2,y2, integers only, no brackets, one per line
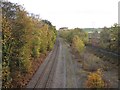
59,28,87,53
85,69,105,88
72,35,84,54
2,1,57,88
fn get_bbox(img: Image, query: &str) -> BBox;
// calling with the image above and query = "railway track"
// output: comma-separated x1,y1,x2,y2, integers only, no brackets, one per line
26,38,60,88
86,45,119,64
86,45,120,58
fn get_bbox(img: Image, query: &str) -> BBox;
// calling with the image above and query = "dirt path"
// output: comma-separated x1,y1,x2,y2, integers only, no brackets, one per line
26,37,78,88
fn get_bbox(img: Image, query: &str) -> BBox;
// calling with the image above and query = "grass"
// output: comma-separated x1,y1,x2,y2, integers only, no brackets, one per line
82,53,102,71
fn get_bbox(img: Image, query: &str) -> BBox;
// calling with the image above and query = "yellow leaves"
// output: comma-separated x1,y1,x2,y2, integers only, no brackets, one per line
72,35,85,54
3,67,10,75
59,28,88,49
2,66,12,88
86,69,105,88
2,1,57,88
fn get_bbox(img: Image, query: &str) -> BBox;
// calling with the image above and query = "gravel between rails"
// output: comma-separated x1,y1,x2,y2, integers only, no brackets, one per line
51,38,78,88
51,38,66,88
26,37,79,88
26,38,59,88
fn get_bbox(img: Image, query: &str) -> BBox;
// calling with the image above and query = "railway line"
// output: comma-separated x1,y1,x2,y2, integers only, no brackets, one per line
86,45,120,57
26,37,119,89
26,37,78,88
86,45,119,64
26,38,60,88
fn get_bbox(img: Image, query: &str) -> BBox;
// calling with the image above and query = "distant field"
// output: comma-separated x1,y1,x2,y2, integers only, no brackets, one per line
82,28,103,33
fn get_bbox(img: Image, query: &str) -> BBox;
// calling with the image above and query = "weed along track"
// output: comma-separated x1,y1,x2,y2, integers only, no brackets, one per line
26,38,60,88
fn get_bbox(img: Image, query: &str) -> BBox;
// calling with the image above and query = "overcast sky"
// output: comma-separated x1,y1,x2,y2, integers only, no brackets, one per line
8,0,119,29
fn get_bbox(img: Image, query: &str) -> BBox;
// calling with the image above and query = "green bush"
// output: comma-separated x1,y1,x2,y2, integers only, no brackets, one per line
59,28,88,45
99,24,119,53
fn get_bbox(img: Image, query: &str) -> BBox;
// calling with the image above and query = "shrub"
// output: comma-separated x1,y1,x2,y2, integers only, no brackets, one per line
82,54,101,71
85,69,105,88
72,35,85,54
59,28,88,46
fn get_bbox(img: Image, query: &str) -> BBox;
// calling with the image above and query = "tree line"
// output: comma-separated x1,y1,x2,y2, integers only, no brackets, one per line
59,28,88,53
59,24,120,55
99,24,119,54
2,1,57,88
88,24,120,54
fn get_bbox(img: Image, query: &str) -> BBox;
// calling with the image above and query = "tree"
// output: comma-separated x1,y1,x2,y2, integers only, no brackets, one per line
99,27,111,49
72,35,85,54
2,1,57,88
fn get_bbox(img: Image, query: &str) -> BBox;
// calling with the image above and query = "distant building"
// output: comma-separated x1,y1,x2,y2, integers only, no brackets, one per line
59,27,68,30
